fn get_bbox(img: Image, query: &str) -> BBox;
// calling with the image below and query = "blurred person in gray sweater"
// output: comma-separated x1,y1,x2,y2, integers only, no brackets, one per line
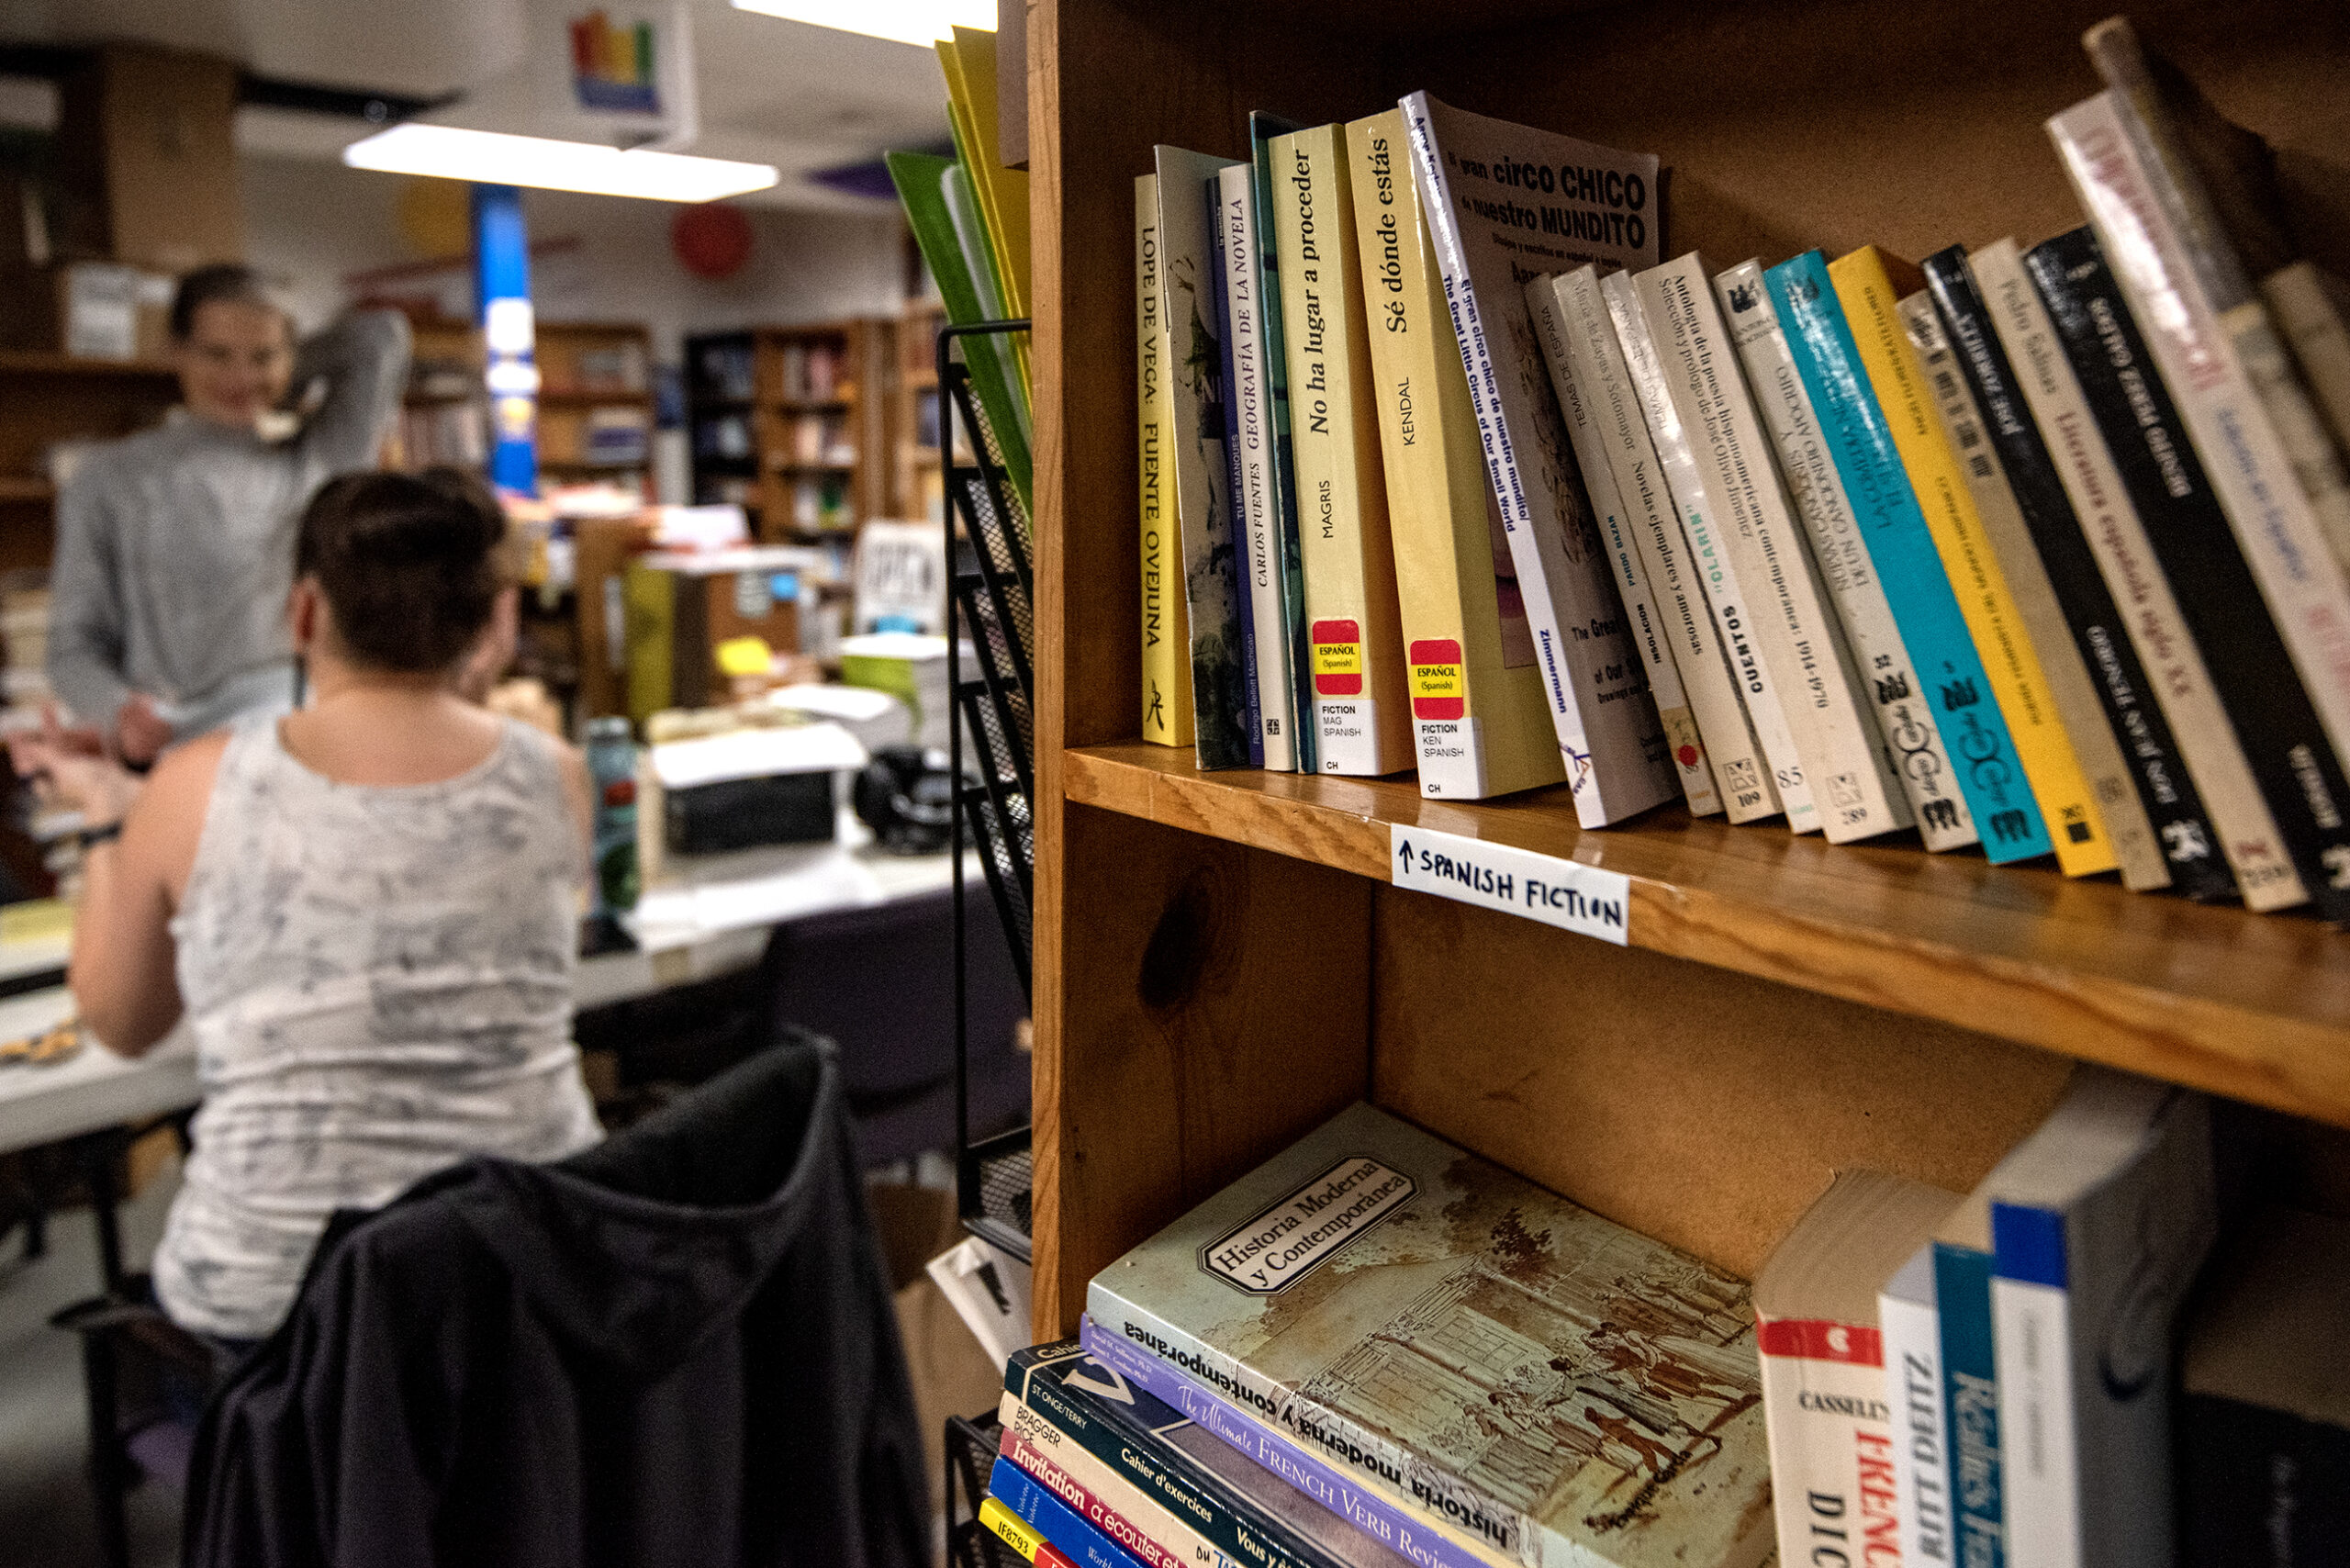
49,265,411,763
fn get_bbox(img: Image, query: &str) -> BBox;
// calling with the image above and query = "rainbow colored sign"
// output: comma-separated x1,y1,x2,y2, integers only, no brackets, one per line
568,10,660,115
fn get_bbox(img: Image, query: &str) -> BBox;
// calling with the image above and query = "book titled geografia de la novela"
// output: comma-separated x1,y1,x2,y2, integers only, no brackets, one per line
1088,1104,1774,1568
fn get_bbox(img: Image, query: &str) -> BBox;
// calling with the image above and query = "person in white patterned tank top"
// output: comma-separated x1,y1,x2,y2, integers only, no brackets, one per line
11,468,602,1342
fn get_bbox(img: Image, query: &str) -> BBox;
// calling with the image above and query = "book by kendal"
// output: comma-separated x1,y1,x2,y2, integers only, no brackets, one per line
1088,1103,1774,1568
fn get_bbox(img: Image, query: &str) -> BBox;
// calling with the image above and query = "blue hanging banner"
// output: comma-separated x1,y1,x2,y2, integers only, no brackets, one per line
472,183,539,495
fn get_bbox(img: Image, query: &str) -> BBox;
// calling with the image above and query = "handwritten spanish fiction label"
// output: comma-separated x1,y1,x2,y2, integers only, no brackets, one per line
1390,823,1631,946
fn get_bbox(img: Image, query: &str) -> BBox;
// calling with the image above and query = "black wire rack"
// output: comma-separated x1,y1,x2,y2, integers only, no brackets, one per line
946,1410,1016,1568
944,319,1036,1266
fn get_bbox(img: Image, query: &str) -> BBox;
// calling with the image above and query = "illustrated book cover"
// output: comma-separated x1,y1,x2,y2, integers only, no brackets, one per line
1088,1102,1774,1568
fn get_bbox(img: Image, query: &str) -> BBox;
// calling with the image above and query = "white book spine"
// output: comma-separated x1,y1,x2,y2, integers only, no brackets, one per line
1880,1282,1955,1568
1756,1321,1902,1568
2264,260,2350,463
1973,238,2308,912
1565,268,1778,823
1990,1277,2079,1568
1605,270,1817,829
1718,260,1978,851
1636,254,1907,845
2053,93,2350,776
1219,164,1299,772
1525,275,1722,816
1400,98,1674,826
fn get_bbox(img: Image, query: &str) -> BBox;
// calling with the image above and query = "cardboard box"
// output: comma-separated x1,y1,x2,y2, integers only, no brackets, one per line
59,263,173,363
622,547,809,722
572,512,660,720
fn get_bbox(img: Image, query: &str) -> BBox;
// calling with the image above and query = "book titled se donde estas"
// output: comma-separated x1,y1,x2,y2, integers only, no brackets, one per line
1087,1103,1773,1568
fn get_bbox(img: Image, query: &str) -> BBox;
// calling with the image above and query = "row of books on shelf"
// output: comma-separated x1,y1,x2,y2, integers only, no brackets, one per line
983,1084,2346,1568
546,339,648,396
399,402,487,469
781,409,857,465
1136,17,2350,920
777,338,851,402
783,471,852,532
539,405,649,468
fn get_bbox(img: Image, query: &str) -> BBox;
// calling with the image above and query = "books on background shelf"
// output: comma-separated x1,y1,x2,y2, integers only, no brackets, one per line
398,401,487,469
972,1062,2321,1568
1122,22,2350,926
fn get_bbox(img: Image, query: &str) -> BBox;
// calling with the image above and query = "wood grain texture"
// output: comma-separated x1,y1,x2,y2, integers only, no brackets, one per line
1372,887,2076,1280
1065,743,2350,1127
1397,0,2350,277
1028,0,1389,1337
1031,805,1372,1338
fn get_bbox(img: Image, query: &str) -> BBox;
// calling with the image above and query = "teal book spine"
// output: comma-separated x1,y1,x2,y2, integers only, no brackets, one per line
1250,110,1317,774
1766,251,2053,861
1934,1240,2005,1568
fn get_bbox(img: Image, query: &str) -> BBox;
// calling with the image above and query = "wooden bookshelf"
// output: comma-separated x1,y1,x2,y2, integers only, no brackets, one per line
894,297,946,522
535,320,654,494
1022,0,2350,1337
749,319,894,542
0,353,177,573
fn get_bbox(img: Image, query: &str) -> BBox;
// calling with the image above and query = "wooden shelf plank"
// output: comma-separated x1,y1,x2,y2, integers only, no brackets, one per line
0,476,55,502
1063,742,2350,1126
0,352,176,380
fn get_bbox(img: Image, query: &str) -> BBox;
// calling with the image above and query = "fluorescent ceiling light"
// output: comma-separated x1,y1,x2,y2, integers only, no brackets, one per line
729,0,994,48
343,124,778,204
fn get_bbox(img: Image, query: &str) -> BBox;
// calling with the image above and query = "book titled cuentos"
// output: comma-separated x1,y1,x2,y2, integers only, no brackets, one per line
1087,1103,1774,1568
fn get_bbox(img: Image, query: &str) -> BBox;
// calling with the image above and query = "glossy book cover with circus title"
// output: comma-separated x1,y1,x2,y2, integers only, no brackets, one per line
1088,1103,1774,1568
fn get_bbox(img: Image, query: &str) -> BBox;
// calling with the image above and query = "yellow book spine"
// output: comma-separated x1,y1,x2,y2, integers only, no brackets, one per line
979,1497,1043,1562
1830,247,2116,875
1136,174,1193,746
1344,110,1561,800
621,562,672,725
1270,124,1413,776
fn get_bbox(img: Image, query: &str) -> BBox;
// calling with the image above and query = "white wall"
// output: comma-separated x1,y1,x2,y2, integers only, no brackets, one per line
239,155,910,360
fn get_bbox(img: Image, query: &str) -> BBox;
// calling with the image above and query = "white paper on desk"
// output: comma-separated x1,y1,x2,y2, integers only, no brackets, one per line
650,722,868,790
925,1236,1033,1375
689,855,879,932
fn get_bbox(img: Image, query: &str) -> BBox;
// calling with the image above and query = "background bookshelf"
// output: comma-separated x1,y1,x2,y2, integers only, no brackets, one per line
1021,0,2350,1336
895,297,946,523
533,319,654,497
754,319,894,543
0,352,178,575
390,315,487,472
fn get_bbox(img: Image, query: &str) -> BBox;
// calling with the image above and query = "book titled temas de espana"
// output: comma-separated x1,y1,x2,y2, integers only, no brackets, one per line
1088,1103,1773,1568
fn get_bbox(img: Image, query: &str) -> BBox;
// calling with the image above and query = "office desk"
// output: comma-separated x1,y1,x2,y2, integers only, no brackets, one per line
576,819,963,1012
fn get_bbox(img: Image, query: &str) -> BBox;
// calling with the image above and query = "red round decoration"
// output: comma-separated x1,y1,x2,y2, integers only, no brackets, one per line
671,204,755,280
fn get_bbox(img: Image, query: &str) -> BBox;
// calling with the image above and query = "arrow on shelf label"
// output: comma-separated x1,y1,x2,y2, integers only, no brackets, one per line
1389,823,1631,946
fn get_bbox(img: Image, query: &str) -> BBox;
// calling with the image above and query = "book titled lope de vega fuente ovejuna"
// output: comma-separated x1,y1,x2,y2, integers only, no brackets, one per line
1088,1103,1774,1568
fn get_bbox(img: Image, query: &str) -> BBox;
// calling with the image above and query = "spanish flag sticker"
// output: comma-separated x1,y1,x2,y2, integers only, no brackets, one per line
1408,638,1466,721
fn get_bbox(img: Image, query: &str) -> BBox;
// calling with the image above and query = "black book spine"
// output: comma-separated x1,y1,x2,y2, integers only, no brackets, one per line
1920,245,2235,902
2180,1392,2350,1567
2027,228,2350,922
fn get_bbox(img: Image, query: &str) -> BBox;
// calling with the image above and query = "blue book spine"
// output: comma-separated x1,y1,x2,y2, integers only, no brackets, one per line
1935,1241,2005,1568
1207,175,1265,768
1080,1316,1496,1568
1250,112,1317,775
1766,250,2053,862
992,1453,1146,1568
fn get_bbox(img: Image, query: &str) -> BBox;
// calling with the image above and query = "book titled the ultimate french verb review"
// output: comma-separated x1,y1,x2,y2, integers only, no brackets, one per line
1088,1103,1773,1568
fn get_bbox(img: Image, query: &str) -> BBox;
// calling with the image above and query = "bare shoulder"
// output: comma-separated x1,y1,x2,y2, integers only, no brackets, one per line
132,728,233,902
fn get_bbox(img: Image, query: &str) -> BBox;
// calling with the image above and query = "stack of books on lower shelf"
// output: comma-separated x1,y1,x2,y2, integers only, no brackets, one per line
981,1094,2350,1568
1136,14,2350,925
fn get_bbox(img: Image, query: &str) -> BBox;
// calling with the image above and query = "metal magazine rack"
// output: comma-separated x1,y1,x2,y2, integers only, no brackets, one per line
942,319,1035,1265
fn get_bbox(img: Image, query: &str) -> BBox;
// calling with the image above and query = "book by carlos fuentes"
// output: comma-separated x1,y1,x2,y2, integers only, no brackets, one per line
1088,1103,1773,1568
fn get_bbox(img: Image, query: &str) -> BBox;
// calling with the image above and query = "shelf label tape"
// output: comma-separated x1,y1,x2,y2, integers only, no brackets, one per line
1390,824,1630,946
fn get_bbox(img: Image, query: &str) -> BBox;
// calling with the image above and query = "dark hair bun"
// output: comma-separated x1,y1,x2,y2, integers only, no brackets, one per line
295,467,508,674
